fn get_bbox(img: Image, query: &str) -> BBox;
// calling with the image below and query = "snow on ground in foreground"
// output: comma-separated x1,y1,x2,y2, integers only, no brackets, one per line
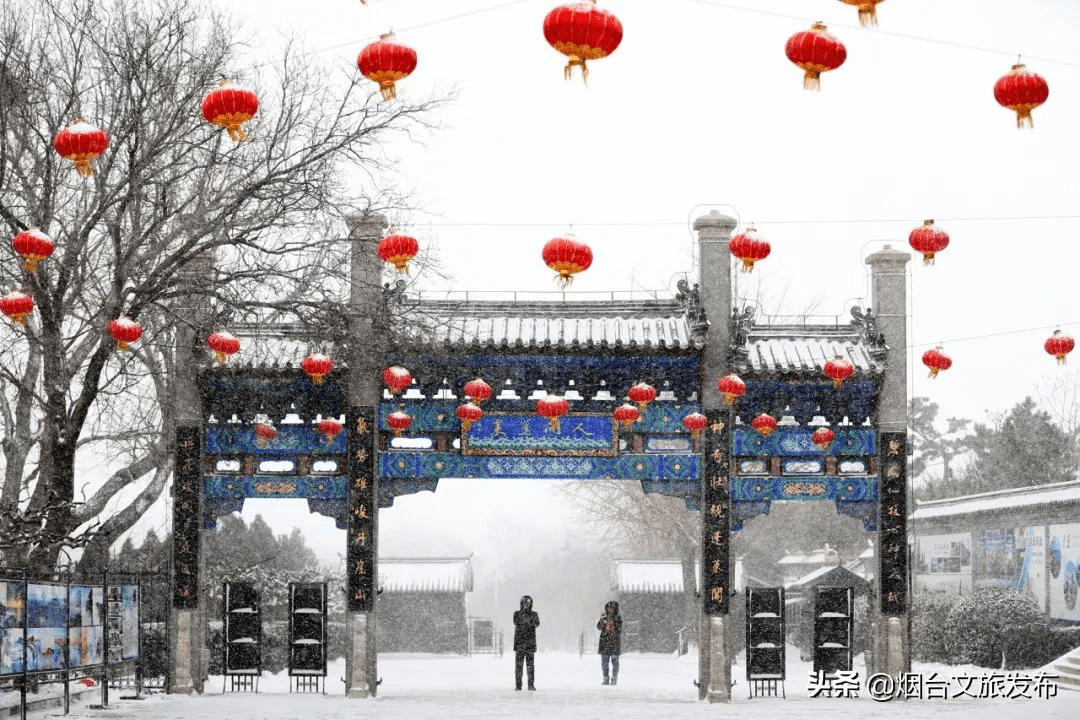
40,650,1080,720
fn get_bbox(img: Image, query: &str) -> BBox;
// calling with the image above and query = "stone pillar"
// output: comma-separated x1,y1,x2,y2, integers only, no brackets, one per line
344,212,387,698
865,244,912,680
168,238,215,695
694,211,737,702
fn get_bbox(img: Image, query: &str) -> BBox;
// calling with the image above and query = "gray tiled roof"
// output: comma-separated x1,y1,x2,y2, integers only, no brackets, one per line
740,325,883,375
393,299,703,352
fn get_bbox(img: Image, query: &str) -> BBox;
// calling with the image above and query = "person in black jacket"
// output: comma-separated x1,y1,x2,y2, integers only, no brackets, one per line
597,600,622,685
512,595,539,690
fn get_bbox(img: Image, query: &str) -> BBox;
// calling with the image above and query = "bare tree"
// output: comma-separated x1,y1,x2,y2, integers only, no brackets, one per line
0,0,450,572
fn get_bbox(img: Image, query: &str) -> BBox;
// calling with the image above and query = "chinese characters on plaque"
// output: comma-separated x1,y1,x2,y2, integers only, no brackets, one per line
173,425,201,608
701,409,731,615
347,406,376,612
879,432,908,615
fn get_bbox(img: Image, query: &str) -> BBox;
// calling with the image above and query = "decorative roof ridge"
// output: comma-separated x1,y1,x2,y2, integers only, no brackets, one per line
407,298,686,317
746,324,863,337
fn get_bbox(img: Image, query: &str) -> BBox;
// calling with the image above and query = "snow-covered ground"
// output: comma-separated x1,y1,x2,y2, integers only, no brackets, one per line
23,649,1077,720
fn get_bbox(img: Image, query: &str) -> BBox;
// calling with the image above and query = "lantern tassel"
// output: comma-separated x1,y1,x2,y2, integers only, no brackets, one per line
380,83,397,101
311,373,324,385
553,272,574,289
213,350,227,365
922,253,935,266
74,159,94,177
723,393,735,405
1058,355,1067,366
1016,108,1034,129
928,368,939,379
117,340,129,352
548,417,560,432
226,124,248,142
741,259,755,272
833,378,843,389
22,257,40,273
857,6,878,26
803,70,821,91
564,57,588,85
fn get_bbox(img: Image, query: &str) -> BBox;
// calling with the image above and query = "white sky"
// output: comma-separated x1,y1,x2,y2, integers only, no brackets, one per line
117,1,1080,567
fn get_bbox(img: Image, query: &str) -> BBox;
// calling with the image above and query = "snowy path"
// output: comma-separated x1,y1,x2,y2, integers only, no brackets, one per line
40,651,1080,720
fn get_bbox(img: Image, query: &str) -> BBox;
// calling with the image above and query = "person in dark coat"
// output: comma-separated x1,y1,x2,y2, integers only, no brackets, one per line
597,600,622,685
513,595,539,690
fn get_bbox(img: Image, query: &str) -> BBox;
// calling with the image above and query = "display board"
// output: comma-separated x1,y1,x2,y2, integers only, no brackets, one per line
0,580,26,675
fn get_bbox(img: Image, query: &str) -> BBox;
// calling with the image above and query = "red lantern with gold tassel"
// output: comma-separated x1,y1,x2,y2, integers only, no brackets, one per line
542,234,592,288
377,230,419,273
302,352,334,385
319,418,344,444
108,317,142,352
717,374,746,404
383,366,412,395
922,346,952,378
751,413,778,437
536,395,569,431
838,0,885,27
824,356,854,388
1045,329,1074,365
994,62,1048,129
811,426,836,450
207,331,241,365
729,226,771,272
53,119,109,177
908,219,950,266
201,81,259,141
456,402,484,432
0,291,34,326
386,409,413,437
627,382,656,411
464,377,493,405
12,229,54,273
543,1,623,83
682,411,707,441
785,22,846,91
254,422,278,449
357,33,417,101
612,403,640,430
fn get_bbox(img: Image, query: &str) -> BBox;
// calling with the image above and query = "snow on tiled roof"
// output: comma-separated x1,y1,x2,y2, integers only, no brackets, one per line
740,326,882,375
784,564,868,590
395,299,703,352
910,480,1080,521
378,558,473,594
612,560,696,594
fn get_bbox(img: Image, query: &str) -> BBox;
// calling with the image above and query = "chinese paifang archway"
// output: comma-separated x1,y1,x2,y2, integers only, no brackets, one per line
168,212,913,702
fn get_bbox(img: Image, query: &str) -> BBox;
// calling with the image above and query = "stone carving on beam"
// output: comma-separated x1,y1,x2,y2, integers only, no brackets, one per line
729,306,755,364
675,278,709,347
850,306,888,362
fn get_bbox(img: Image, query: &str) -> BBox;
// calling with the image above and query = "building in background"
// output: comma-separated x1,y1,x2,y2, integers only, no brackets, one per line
911,480,1080,624
377,557,473,653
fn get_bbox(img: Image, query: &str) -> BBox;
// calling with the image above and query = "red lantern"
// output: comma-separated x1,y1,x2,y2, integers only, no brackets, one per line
207,331,241,365
12,229,54,273
811,426,836,450
716,374,746,405
536,395,570,431
543,1,623,83
838,0,884,27
824,356,854,389
627,382,656,411
0,291,34,326
302,352,334,385
751,413,778,437
908,219,950,266
729,225,771,272
383,365,412,395
53,119,108,177
201,81,259,141
682,411,708,440
387,409,413,437
108,317,142,352
254,422,278,448
377,230,420,273
785,22,846,91
1045,329,1075,365
922,346,952,378
319,418,344,443
357,33,417,101
542,234,592,288
612,403,640,430
994,63,1049,129
456,402,484,432
464,377,493,404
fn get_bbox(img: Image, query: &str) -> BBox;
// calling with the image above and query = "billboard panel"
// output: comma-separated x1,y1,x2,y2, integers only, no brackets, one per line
1048,523,1080,622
